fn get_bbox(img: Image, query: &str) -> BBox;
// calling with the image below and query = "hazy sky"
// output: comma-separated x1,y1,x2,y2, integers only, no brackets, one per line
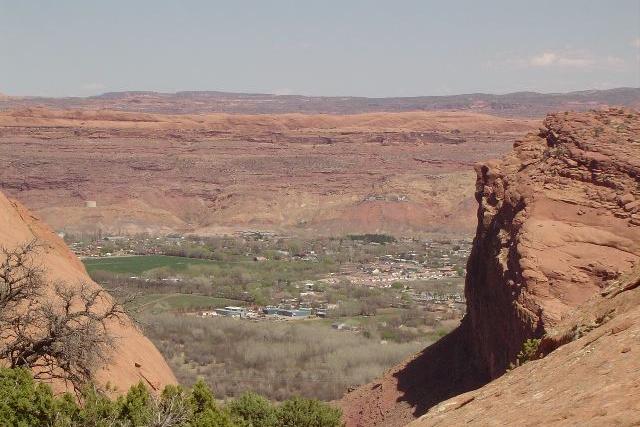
1,0,639,97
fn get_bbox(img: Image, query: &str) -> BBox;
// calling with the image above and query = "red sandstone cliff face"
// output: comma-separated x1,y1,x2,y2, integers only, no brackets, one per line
466,108,640,380
0,191,177,393
340,108,640,426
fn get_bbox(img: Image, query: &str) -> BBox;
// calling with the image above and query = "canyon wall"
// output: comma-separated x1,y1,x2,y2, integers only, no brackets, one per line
341,108,640,426
466,108,640,379
0,108,536,237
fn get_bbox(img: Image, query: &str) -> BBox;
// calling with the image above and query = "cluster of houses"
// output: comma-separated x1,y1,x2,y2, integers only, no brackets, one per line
403,289,466,318
67,234,185,258
408,289,464,305
322,239,471,289
328,259,462,288
200,282,333,321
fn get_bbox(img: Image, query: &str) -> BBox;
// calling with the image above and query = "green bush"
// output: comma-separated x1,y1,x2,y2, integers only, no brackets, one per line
0,367,78,427
191,407,235,427
76,384,120,426
116,382,154,426
0,367,343,427
517,338,541,363
276,397,343,427
189,379,235,426
228,392,277,427
509,338,542,370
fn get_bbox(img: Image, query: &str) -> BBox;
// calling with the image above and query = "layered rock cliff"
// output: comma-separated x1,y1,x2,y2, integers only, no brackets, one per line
0,108,536,237
464,108,640,380
341,108,640,426
0,191,177,393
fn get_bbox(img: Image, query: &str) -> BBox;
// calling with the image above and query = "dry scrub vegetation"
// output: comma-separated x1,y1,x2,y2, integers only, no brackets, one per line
145,314,428,401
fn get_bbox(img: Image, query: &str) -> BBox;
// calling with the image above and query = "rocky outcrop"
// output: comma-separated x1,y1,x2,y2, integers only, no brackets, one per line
466,108,640,380
340,108,640,426
410,267,640,426
0,191,177,393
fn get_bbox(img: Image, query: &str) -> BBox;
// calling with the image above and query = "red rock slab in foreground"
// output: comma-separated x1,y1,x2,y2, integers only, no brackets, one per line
0,190,177,394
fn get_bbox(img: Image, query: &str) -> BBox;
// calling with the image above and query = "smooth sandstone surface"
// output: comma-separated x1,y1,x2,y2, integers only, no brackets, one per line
0,191,177,393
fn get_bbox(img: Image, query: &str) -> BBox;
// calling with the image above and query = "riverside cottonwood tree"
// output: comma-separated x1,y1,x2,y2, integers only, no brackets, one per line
0,240,126,392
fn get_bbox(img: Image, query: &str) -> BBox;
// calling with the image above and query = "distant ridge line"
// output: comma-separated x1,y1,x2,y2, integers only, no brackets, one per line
1,87,639,117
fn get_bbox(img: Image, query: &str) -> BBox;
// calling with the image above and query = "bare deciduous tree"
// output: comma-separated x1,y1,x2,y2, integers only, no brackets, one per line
0,240,126,392
151,386,193,427
0,240,43,319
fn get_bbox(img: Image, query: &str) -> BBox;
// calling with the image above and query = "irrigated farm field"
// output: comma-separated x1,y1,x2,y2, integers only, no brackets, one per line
83,255,218,274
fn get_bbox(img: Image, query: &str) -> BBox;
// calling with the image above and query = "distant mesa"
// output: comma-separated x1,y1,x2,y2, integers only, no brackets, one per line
0,87,638,117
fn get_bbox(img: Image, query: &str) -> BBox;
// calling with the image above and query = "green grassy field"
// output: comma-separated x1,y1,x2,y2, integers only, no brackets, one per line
83,255,219,275
131,293,245,314
83,255,334,281
84,254,337,313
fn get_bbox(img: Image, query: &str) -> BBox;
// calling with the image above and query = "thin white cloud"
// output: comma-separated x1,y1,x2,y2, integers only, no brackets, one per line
529,51,594,68
488,49,626,71
529,52,557,67
603,56,626,67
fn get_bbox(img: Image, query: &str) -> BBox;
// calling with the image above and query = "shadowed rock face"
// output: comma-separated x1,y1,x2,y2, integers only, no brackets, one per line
338,326,484,427
340,108,640,426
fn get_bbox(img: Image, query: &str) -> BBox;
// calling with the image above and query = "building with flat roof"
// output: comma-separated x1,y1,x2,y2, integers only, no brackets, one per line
215,306,246,318
277,308,311,318
262,306,279,315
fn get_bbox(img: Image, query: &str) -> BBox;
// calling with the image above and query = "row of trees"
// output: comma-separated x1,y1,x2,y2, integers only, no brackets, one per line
0,367,343,427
